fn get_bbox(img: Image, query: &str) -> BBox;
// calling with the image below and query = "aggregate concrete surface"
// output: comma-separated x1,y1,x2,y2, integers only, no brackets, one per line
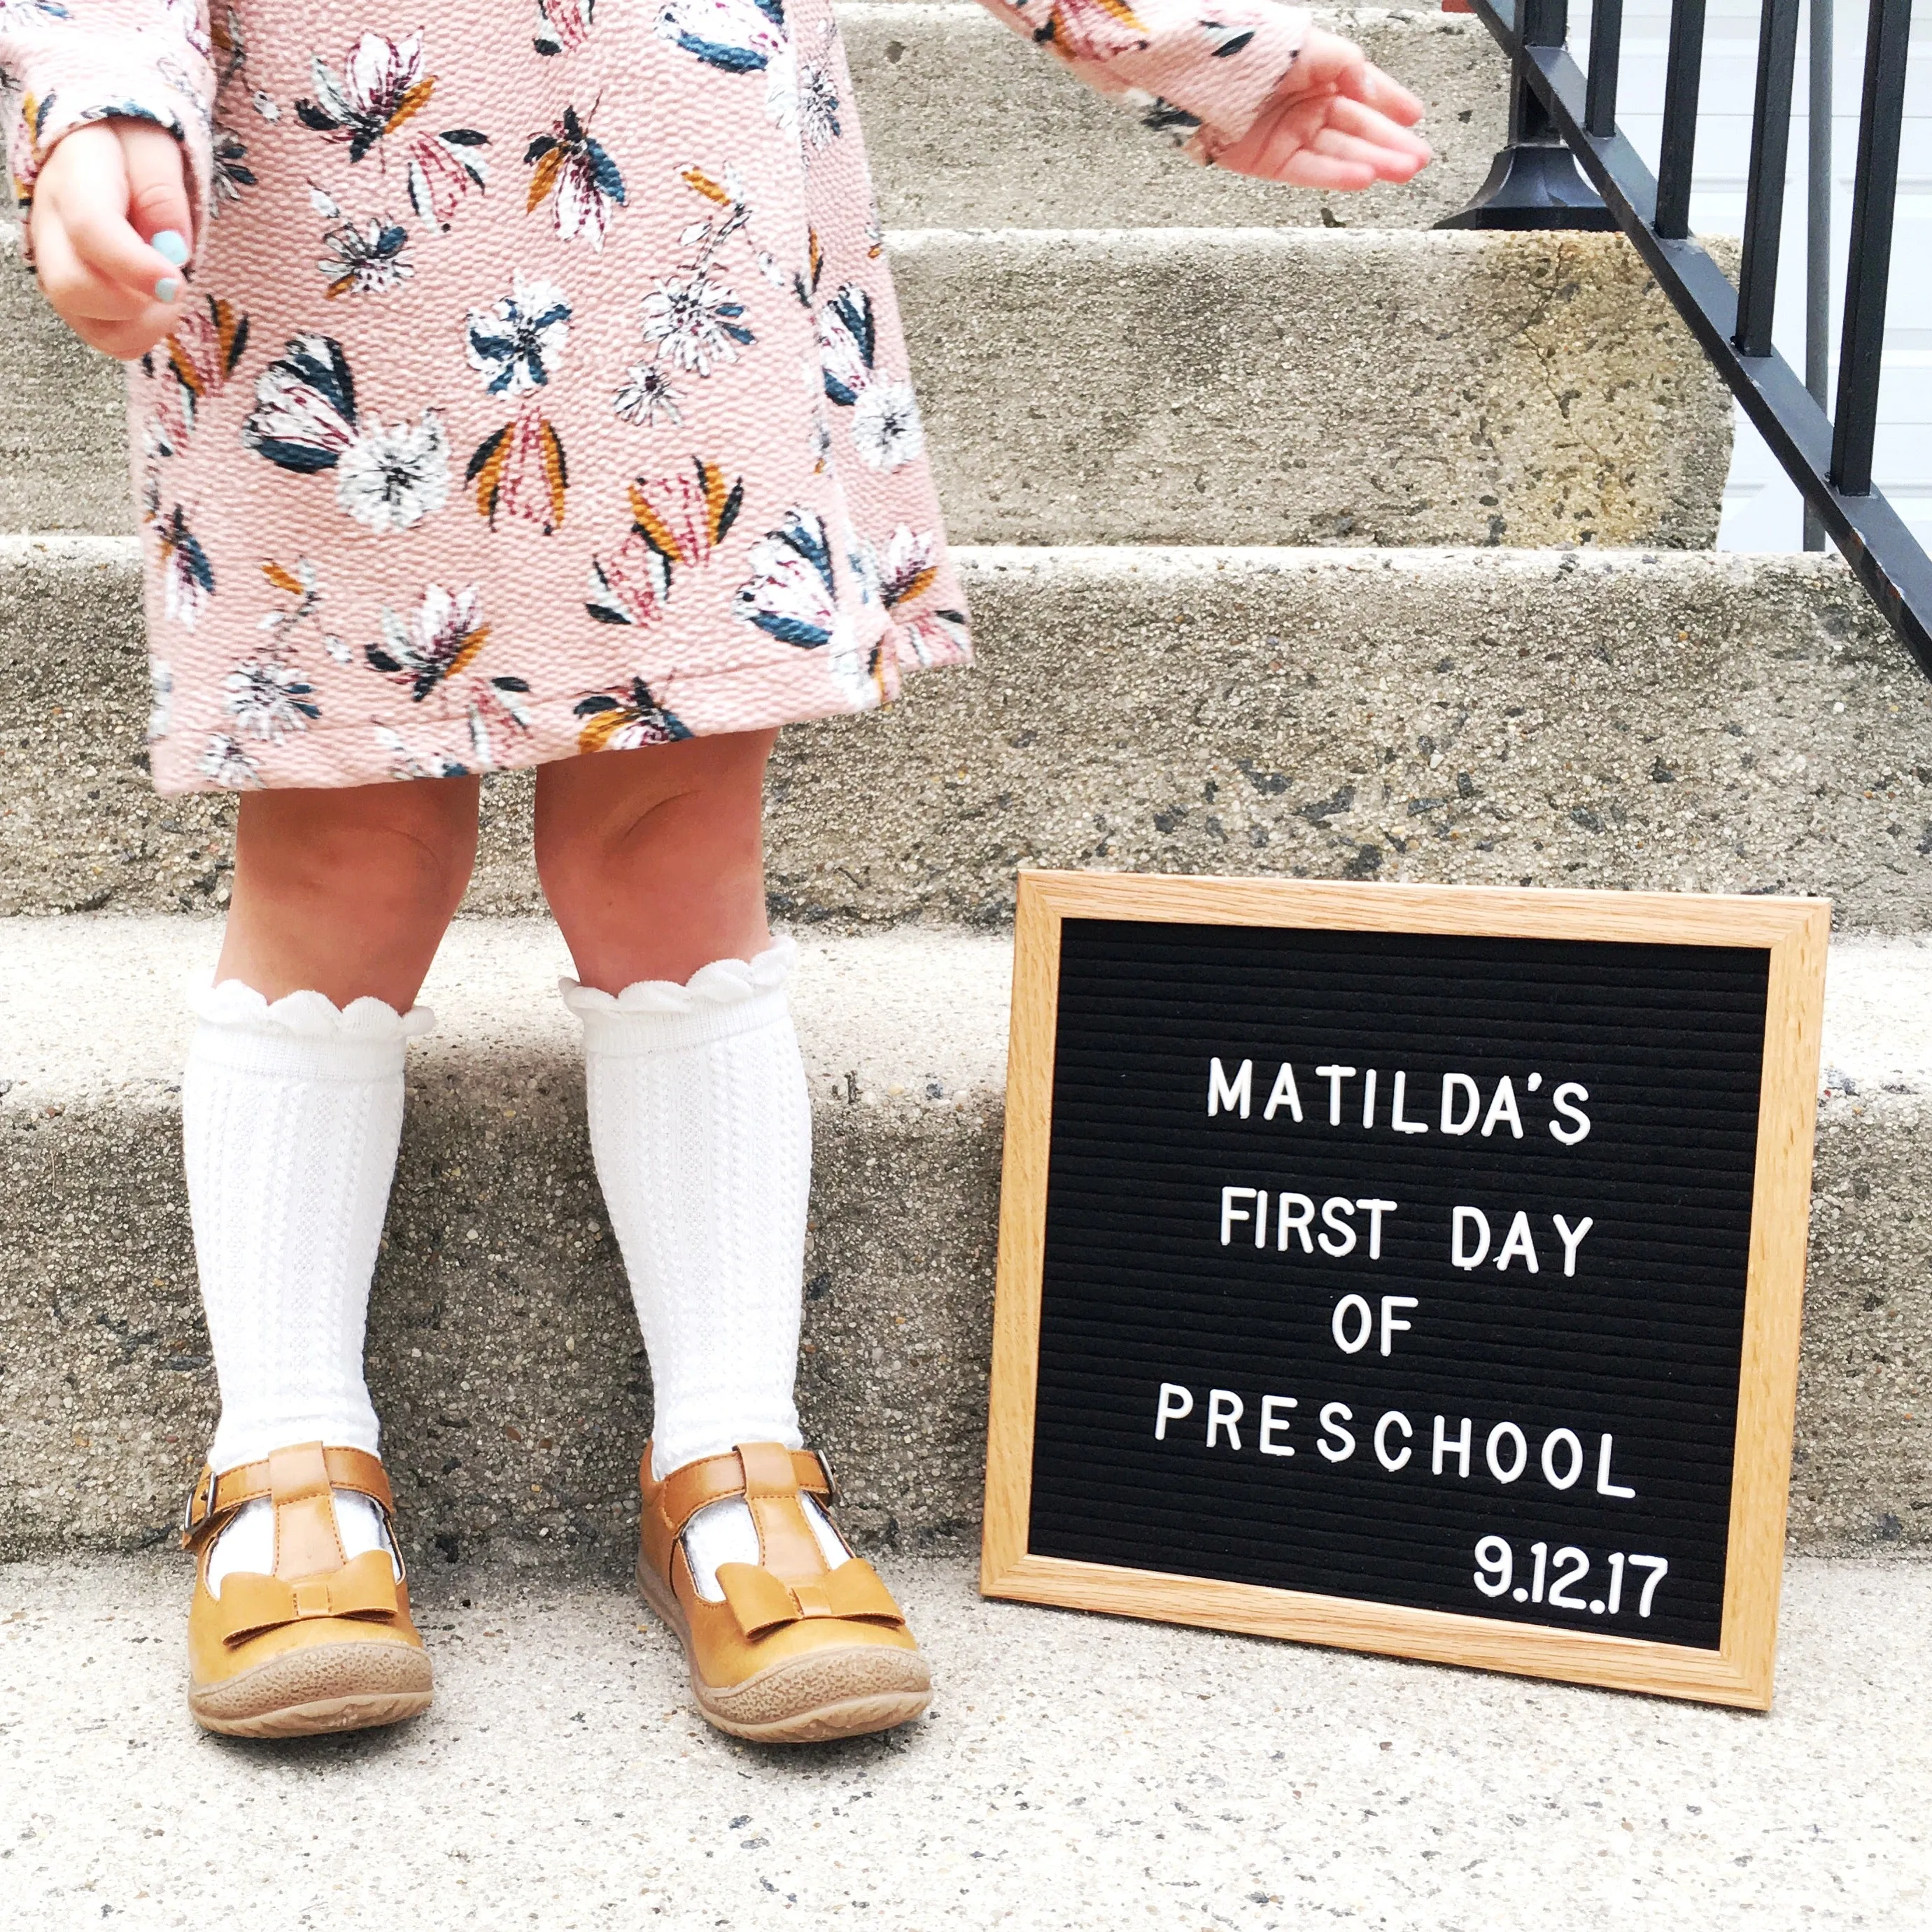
8,544,1929,929
0,1553,1924,1930
846,5,1506,232
1,915,1929,1558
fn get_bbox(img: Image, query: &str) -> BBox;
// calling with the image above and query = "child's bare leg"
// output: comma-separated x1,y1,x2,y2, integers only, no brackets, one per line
536,729,801,1479
216,776,483,1008
533,730,775,991
539,731,930,1735
182,776,480,1728
539,735,819,1483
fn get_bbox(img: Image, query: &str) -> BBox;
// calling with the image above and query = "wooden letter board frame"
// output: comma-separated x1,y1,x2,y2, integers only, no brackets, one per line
981,873,1830,1709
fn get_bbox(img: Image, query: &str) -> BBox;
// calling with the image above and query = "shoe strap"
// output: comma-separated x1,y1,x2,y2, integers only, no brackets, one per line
649,1442,833,1546
183,1443,395,1550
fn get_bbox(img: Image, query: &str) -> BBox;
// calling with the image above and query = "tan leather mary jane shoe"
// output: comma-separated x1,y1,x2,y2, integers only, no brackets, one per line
637,1441,931,1744
182,1441,432,1738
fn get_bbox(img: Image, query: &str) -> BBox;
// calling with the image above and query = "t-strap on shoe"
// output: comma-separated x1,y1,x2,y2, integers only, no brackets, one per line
637,1441,931,1743
181,1441,432,1737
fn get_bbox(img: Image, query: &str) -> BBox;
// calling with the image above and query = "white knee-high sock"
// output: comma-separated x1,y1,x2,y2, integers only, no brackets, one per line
183,978,432,1481
563,940,812,1492
563,940,845,1594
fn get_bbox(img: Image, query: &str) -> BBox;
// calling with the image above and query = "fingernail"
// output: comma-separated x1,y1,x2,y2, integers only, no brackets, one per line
151,230,189,266
155,276,179,303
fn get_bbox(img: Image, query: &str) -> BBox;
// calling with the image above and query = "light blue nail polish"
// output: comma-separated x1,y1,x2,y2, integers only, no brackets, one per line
151,230,189,266
155,276,179,303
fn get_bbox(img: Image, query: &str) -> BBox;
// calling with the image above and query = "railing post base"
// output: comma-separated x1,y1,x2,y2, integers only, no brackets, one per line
1436,143,1618,230
1440,51,1617,232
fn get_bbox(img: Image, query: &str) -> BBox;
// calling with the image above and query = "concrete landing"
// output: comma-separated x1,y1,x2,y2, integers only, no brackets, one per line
0,1552,1923,1929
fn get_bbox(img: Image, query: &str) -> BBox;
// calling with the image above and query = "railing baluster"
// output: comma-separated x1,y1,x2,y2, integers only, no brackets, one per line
1735,0,1803,357
1803,0,1833,551
1656,0,1711,238
1585,0,1626,139
1831,0,1910,498
1453,0,1932,670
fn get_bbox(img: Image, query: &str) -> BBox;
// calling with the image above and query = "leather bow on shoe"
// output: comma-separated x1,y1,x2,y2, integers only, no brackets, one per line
714,1556,908,1642
215,1549,404,1647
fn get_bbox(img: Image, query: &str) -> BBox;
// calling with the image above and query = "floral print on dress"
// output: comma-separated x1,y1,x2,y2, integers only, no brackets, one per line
574,676,691,752
525,104,624,249
295,31,489,232
815,283,924,472
586,458,744,628
3,0,1310,791
244,334,453,534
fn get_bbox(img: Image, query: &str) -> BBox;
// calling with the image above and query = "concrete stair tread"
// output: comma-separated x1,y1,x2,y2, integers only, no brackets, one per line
843,2,1507,230
0,1549,1926,1927
0,914,1920,1557
1,909,1926,1103
0,915,1012,1106
3,226,1730,547
6,539,1929,929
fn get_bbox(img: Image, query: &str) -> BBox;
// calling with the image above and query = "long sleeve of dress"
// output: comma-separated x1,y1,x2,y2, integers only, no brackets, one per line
972,0,1311,163
0,0,214,236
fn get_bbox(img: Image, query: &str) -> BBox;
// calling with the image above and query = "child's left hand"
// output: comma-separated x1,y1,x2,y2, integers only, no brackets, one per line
1213,26,1432,189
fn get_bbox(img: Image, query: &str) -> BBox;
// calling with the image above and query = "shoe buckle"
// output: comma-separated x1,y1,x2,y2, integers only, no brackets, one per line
181,1467,213,1537
815,1446,838,1504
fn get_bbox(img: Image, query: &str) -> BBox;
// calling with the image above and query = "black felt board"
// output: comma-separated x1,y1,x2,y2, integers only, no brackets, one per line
1027,918,1770,1652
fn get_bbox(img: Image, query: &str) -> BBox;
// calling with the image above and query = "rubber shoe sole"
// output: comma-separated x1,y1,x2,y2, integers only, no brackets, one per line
636,1549,931,1744
188,1640,433,1738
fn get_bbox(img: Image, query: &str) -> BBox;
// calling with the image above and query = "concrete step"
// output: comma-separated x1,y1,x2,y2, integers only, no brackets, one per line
0,2,1508,531
1,1549,1924,1929
846,3,1508,232
6,540,1927,929
3,228,1728,546
0,912,1924,1566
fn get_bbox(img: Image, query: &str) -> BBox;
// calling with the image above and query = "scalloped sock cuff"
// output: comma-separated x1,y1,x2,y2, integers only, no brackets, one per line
563,939,811,1483
182,978,432,1475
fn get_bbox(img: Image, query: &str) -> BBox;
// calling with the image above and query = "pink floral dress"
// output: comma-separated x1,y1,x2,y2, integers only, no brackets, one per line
3,0,1306,793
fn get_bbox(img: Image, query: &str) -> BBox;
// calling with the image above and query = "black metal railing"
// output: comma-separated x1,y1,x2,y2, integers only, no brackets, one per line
1441,0,1931,673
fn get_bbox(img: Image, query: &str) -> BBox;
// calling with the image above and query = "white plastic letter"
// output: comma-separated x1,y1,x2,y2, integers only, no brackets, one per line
1486,1420,1528,1483
1262,1062,1303,1122
1319,1197,1358,1257
1361,1068,1379,1128
1550,1082,1592,1145
1318,1402,1356,1462
1481,1077,1525,1138
1220,1187,1255,1246
1451,1206,1491,1271
1277,1192,1315,1253
1380,1295,1418,1356
1494,1211,1541,1274
1552,1213,1594,1276
1541,1427,1584,1490
1332,1293,1373,1354
1374,1411,1413,1472
1208,1058,1253,1119
1440,1073,1480,1134
1315,1064,1357,1126
1596,1433,1636,1499
1154,1383,1194,1441
1432,1414,1472,1478
1390,1070,1429,1134
1206,1388,1244,1451
1356,1198,1398,1260
1259,1395,1298,1458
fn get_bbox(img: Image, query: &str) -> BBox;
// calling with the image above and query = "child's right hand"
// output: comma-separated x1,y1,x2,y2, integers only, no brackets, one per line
27,118,193,360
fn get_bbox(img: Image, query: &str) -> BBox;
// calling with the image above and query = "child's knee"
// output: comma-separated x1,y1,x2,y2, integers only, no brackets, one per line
240,780,479,915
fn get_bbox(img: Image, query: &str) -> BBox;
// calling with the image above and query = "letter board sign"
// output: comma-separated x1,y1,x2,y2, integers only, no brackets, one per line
981,874,1828,1707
